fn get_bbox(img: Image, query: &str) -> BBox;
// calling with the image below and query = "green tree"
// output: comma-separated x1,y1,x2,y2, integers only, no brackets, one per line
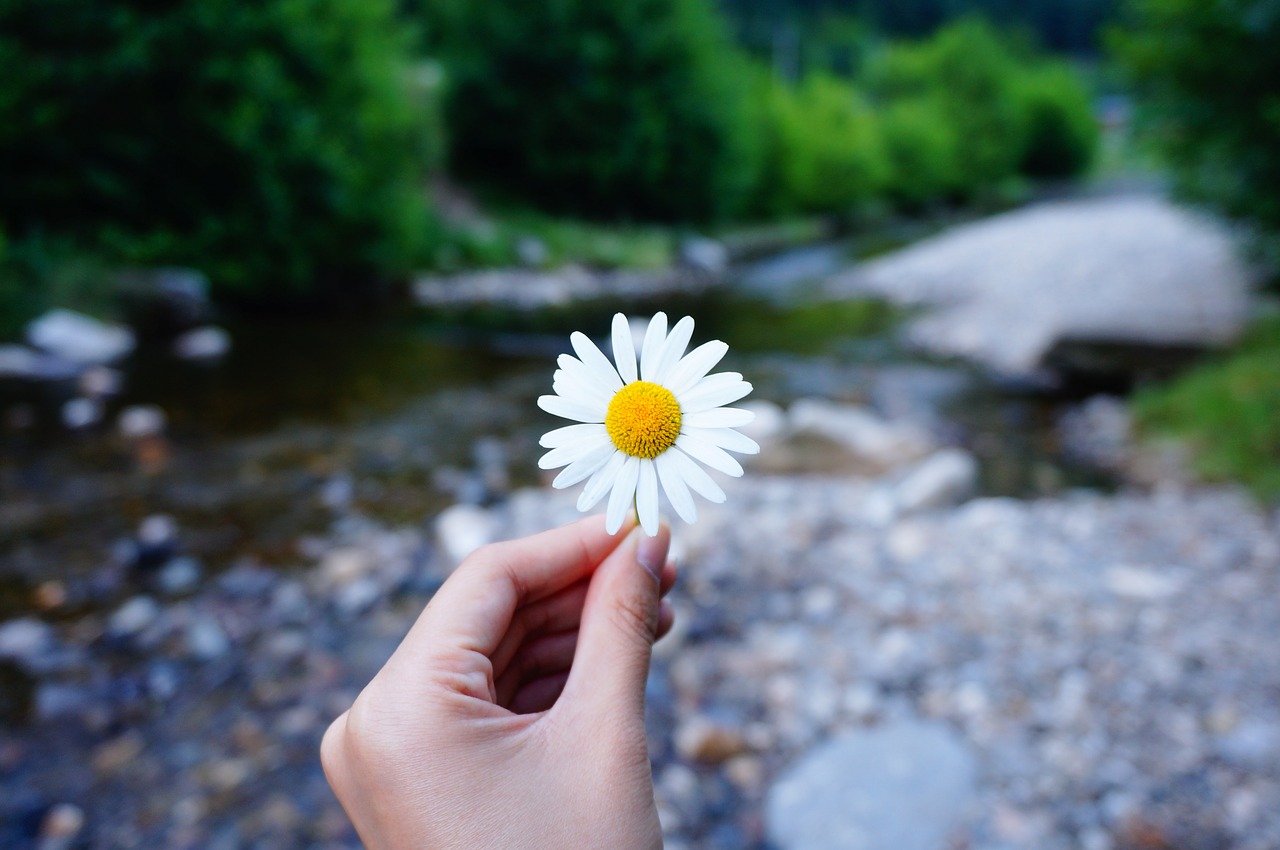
418,0,758,222
0,0,438,303
1113,0,1280,257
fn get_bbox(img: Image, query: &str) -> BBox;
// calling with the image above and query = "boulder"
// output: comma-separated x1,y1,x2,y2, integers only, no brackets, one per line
766,721,977,850
893,449,979,513
789,399,935,471
172,326,231,360
678,236,729,274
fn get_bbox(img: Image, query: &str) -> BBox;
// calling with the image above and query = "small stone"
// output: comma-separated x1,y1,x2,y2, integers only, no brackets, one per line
173,325,231,360
1104,565,1182,600
333,577,383,617
38,802,85,849
117,405,167,439
78,365,123,397
436,503,495,564
133,514,179,570
156,557,202,596
92,732,144,773
675,715,749,764
185,615,230,660
316,547,375,588
107,596,160,638
27,309,135,364
0,618,56,668
893,448,978,513
515,236,549,268
723,754,767,792
33,581,68,611
789,399,936,470
61,397,102,430
678,235,729,274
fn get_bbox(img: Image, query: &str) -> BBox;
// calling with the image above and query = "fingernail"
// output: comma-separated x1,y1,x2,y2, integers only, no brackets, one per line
635,529,668,584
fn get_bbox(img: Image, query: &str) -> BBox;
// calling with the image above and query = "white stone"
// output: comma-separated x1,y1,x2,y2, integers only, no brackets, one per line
79,365,123,397
173,326,231,360
108,596,160,638
61,397,102,430
678,236,729,274
1104,565,1183,600
118,404,167,439
436,503,496,564
0,618,56,665
27,309,135,363
892,448,979,513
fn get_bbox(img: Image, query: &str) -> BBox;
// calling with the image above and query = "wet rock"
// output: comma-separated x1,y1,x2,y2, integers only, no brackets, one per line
675,715,749,764
117,404,167,440
107,596,160,639
1216,718,1280,769
789,399,935,470
436,503,496,564
133,514,179,570
892,448,978,513
173,326,231,360
116,267,213,335
185,615,230,660
0,619,56,669
765,720,977,850
155,557,202,596
37,802,84,850
27,309,135,364
678,236,729,274
60,397,102,430
0,345,80,381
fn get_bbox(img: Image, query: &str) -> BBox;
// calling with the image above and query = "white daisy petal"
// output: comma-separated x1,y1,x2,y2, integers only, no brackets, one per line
611,313,638,384
653,315,694,385
684,407,755,429
551,441,616,489
655,450,697,524
680,375,752,414
693,427,760,455
665,447,726,503
570,332,624,393
636,459,660,536
666,340,729,396
675,433,744,477
578,450,626,512
639,312,668,382
558,354,616,400
538,433,612,470
606,455,641,534
540,423,608,449
553,374,609,409
538,394,605,423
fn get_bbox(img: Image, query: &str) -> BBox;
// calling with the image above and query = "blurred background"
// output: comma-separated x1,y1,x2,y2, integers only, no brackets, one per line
1,0,1278,847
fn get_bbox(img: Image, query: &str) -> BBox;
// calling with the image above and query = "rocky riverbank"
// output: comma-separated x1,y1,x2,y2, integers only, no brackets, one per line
3,398,1277,848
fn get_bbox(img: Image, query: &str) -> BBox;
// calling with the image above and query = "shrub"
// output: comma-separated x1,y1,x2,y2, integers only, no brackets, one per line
878,97,959,209
749,72,889,215
419,0,757,222
0,0,439,303
1015,63,1099,178
1112,0,1280,259
865,19,1029,197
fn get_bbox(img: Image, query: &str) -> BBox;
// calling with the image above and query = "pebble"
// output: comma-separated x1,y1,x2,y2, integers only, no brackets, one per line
0,619,56,669
107,596,161,638
172,326,231,360
27,309,135,364
117,405,167,440
675,715,750,764
60,397,102,430
435,503,495,563
185,615,230,660
155,556,202,596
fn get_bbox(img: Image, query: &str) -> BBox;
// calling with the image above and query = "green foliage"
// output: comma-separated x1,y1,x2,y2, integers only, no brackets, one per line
420,0,757,223
435,210,673,272
1113,0,1280,256
1014,63,1099,178
1135,313,1280,501
878,97,959,208
749,72,889,216
0,0,440,303
865,20,1030,197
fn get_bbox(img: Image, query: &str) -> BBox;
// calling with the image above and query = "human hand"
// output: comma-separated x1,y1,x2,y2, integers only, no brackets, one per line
321,515,676,849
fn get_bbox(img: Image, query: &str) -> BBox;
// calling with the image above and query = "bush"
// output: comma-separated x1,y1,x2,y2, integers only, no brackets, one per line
0,0,439,303
419,0,757,222
1015,63,1099,178
1112,0,1280,257
749,72,889,215
865,19,1029,197
878,97,959,209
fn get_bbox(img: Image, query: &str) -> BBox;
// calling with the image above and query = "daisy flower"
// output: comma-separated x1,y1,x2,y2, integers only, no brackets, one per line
537,312,758,536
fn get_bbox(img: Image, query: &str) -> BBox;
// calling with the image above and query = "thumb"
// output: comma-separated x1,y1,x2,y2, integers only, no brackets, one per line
560,521,670,718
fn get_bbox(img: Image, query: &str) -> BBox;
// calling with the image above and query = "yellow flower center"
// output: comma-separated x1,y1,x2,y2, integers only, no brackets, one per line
605,381,682,459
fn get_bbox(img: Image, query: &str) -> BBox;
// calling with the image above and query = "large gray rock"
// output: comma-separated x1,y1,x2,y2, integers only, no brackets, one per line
823,196,1254,378
766,720,977,850
789,399,936,471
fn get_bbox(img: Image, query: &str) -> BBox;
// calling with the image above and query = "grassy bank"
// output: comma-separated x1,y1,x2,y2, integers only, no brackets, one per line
1134,311,1280,501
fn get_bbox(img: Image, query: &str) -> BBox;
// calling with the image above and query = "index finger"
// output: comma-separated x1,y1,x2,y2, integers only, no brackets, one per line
400,513,636,664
